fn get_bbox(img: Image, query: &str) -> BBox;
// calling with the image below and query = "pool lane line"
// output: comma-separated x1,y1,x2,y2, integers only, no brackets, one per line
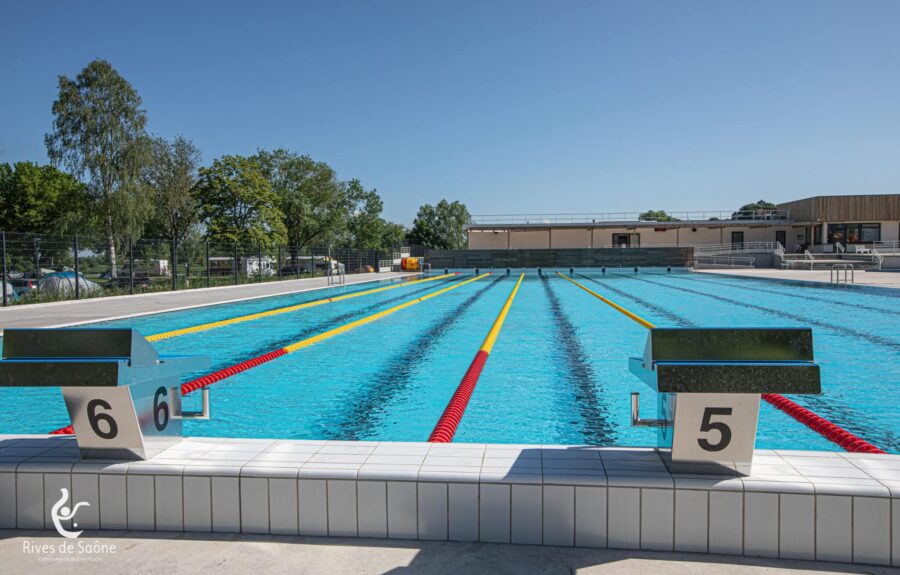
556,272,886,454
50,273,491,435
145,273,459,342
221,275,462,366
574,272,695,328
428,273,525,443
334,275,508,440
670,274,900,318
539,275,618,445
556,272,655,329
610,272,900,352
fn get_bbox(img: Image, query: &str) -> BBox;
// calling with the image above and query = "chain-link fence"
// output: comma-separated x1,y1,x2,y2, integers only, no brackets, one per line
0,231,417,307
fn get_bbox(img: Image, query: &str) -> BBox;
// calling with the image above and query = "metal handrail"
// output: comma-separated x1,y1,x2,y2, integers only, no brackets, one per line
695,241,783,254
694,255,756,269
835,242,845,254
830,263,854,286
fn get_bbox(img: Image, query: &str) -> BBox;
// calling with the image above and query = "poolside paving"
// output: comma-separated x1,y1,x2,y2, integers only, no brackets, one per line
0,272,416,333
0,531,890,574
697,268,900,289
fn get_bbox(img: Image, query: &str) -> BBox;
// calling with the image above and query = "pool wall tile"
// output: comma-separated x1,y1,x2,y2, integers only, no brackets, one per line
674,489,707,553
99,474,127,529
708,491,743,555
417,482,448,541
852,496,891,565
327,479,358,536
778,494,814,560
542,485,575,546
357,480,387,538
574,486,606,548
71,473,100,530
268,478,299,535
640,488,674,551
510,484,542,544
239,477,269,534
183,476,212,532
16,472,42,529
387,481,417,539
743,492,779,557
607,487,640,549
479,483,511,543
126,474,155,530
154,475,183,531
211,476,240,533
298,479,328,536
815,495,852,562
0,472,16,528
448,483,479,541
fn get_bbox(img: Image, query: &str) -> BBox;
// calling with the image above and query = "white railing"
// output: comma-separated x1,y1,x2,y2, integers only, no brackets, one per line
695,242,784,255
835,242,845,254
873,248,884,270
804,250,814,260
470,209,792,225
830,264,855,286
378,259,393,273
694,255,756,269
874,241,900,254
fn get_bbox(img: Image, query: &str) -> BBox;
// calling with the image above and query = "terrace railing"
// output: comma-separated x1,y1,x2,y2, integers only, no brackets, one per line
469,209,792,225
694,242,784,255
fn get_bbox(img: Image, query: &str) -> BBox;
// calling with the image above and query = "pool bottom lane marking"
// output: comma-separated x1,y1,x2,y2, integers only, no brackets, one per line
428,273,525,443
540,275,617,445
50,273,490,435
335,275,507,440
556,272,886,454
146,273,458,342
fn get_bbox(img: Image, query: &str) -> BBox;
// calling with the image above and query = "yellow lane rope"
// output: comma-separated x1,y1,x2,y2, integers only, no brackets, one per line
146,273,457,342
282,273,491,353
556,272,657,329
479,273,525,353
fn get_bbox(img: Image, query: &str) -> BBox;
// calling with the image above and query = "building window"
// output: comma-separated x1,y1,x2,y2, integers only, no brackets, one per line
827,223,880,244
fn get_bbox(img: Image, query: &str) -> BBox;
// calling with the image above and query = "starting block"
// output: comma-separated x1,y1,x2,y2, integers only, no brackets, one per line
629,328,821,474
0,328,210,460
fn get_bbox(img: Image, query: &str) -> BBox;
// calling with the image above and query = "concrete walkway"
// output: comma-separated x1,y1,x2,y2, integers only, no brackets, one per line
697,268,900,289
0,531,892,575
0,272,415,332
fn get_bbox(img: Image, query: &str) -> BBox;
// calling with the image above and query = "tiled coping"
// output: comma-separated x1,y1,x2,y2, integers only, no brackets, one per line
1,435,899,566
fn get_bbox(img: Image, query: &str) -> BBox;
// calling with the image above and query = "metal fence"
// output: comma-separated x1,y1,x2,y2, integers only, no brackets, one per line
0,231,420,307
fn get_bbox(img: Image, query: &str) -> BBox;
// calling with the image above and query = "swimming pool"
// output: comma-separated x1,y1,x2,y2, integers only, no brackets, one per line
1,270,898,452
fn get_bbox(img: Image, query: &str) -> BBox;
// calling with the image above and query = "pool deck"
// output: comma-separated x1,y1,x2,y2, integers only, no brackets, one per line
696,268,900,289
0,272,416,333
2,531,892,574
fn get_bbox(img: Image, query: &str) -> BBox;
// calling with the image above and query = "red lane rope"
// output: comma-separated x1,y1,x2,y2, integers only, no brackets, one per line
762,393,885,454
428,351,489,442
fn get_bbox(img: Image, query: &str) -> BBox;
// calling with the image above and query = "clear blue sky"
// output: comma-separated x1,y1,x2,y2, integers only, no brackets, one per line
2,0,899,223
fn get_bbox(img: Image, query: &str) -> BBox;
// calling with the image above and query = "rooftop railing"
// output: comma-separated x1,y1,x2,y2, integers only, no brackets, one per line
469,209,792,225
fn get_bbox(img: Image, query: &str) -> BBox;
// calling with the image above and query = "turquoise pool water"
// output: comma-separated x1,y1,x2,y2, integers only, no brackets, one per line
1,270,898,452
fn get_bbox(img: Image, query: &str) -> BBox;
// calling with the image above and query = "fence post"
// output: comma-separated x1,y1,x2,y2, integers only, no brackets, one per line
233,243,239,285
172,235,178,291
1,232,7,307
278,245,283,280
295,247,300,279
73,234,80,301
129,236,135,295
258,243,263,283
206,239,211,288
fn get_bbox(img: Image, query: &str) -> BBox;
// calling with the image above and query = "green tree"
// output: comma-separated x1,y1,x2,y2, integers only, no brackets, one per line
345,180,388,250
407,200,471,249
256,149,348,262
638,210,680,222
45,59,151,277
380,221,407,251
142,135,202,243
0,162,90,233
734,199,777,220
195,155,285,245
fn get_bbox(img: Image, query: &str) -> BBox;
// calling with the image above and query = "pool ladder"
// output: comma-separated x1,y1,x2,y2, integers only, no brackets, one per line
327,266,345,286
830,263,854,286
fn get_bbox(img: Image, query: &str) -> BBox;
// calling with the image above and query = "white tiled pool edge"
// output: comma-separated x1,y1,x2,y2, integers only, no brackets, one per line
2,435,899,567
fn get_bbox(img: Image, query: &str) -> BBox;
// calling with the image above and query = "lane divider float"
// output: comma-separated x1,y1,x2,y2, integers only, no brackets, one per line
556,272,885,454
428,273,524,442
147,273,457,342
51,273,490,435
